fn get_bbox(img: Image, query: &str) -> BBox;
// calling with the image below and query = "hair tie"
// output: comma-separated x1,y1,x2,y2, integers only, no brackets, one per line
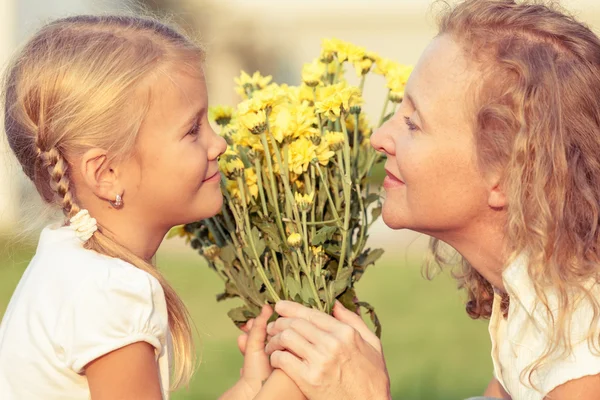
69,209,97,242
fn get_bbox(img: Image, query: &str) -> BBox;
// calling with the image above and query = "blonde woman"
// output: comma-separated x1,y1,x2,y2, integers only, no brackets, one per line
264,1,600,399
0,15,296,400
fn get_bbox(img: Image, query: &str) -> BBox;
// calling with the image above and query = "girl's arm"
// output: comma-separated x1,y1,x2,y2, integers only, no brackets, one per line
85,342,163,400
483,377,512,399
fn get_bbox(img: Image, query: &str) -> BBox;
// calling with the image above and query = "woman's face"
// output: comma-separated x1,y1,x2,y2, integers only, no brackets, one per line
371,35,496,238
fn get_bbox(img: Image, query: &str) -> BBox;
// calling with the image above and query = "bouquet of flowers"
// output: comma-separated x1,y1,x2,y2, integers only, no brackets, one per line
169,38,412,337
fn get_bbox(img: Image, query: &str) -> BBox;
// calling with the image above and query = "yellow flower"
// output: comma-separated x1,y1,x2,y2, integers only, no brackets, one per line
254,83,286,110
315,82,363,121
315,139,335,165
321,38,365,63
288,137,317,175
287,233,303,248
222,157,244,179
209,105,234,127
354,58,373,77
294,191,315,212
385,64,413,103
238,109,267,135
302,61,325,87
324,130,345,151
225,168,259,202
373,57,398,76
235,71,273,98
166,225,193,243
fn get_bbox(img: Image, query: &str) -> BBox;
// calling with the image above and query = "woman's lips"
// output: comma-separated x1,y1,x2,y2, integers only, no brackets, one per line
203,171,221,183
383,170,405,189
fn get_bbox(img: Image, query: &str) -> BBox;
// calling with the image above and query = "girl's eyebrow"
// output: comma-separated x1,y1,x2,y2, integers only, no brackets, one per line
180,107,204,131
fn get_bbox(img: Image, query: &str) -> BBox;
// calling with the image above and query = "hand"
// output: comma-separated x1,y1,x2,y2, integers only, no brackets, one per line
220,304,273,400
265,300,391,400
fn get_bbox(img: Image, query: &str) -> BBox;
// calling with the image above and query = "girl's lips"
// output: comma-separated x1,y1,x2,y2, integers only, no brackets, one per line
383,170,405,189
203,171,221,183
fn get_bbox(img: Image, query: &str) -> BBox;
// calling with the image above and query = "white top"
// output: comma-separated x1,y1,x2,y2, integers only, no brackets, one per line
489,255,600,399
0,225,171,399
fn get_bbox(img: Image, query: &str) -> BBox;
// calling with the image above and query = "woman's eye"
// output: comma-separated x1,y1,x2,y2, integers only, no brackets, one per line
187,121,200,137
404,116,419,132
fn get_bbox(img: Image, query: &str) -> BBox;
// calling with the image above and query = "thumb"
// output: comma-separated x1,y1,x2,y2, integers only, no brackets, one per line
245,304,273,354
333,301,381,350
237,332,248,355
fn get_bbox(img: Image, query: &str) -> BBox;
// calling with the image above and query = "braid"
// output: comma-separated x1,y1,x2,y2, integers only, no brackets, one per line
36,146,80,219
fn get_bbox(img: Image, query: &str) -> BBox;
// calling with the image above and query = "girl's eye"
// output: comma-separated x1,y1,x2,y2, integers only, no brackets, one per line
404,116,419,132
187,121,200,137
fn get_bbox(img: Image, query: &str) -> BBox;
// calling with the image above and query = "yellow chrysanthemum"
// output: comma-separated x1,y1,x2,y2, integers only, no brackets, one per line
315,139,335,165
288,137,317,175
166,225,193,244
385,64,413,103
234,71,273,98
354,58,373,77
324,130,346,151
209,105,234,127
321,38,365,63
225,168,259,203
222,157,244,179
302,61,325,87
315,82,363,121
253,83,286,110
238,109,267,135
372,57,398,76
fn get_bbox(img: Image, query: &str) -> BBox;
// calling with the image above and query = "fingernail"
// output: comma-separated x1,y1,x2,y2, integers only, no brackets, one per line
275,300,289,311
267,322,274,333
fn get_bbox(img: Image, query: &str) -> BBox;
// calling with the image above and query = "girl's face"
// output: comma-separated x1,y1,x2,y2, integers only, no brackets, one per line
370,35,496,238
120,66,227,229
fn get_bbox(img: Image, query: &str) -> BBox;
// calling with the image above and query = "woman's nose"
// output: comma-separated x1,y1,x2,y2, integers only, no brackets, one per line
370,122,395,156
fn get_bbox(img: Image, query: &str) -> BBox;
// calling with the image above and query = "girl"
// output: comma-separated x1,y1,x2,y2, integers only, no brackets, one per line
0,15,277,400
264,1,600,399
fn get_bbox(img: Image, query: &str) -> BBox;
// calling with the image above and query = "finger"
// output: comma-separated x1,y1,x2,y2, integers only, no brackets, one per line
333,300,380,350
240,318,255,334
275,300,345,333
237,333,248,355
265,329,316,360
270,350,308,382
267,318,330,346
245,304,273,353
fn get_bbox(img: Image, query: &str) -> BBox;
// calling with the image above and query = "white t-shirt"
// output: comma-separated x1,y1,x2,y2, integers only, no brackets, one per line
0,224,171,399
489,254,600,399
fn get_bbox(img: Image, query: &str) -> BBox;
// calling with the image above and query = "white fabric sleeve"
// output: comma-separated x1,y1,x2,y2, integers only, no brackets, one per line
55,263,168,374
539,295,600,396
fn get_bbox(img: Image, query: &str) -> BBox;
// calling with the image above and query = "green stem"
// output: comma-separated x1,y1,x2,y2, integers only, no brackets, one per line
258,133,286,239
378,90,391,127
313,87,324,135
302,211,310,267
296,249,324,312
337,116,353,279
359,75,366,94
254,158,269,216
314,163,342,226
352,183,368,259
310,166,317,237
236,176,281,303
353,113,360,169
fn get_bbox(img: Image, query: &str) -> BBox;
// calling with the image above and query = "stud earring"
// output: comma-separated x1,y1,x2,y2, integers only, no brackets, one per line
109,193,123,209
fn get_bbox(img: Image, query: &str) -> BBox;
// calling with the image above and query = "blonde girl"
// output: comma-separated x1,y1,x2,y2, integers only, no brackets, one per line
265,1,600,399
0,15,277,400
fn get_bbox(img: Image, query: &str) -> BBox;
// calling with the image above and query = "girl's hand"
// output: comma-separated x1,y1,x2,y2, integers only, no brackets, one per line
220,304,273,400
265,300,392,400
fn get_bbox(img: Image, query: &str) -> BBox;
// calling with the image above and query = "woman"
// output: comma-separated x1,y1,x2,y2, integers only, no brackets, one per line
262,1,600,399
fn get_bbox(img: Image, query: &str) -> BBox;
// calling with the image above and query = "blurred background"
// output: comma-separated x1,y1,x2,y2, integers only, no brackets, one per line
1,0,599,399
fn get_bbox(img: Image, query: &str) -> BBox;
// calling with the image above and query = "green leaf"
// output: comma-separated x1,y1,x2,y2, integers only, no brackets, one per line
312,225,337,245
257,221,283,251
364,193,380,206
301,275,318,307
356,248,385,268
331,266,353,297
357,301,382,338
337,287,359,314
227,306,255,328
371,206,382,222
219,243,237,264
285,275,302,299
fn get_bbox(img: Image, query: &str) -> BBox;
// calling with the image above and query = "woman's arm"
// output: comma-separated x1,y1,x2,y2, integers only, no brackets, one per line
544,374,600,400
483,377,511,399
85,342,163,400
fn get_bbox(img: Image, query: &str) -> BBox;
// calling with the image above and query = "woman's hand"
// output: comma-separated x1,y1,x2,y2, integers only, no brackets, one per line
265,300,392,400
220,304,273,400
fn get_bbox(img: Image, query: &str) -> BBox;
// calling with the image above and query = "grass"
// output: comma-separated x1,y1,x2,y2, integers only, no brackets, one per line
0,238,492,400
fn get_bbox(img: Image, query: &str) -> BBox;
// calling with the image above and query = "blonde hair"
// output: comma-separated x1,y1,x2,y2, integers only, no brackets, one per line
3,15,205,389
428,0,600,387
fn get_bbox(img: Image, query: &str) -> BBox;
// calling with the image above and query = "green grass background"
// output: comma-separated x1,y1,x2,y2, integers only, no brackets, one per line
0,238,492,400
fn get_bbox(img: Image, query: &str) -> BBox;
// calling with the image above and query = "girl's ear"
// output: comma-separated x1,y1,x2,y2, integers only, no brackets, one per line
79,148,123,202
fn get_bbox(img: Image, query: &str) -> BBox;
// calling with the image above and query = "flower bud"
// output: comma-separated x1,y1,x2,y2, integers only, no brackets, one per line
295,192,315,213
287,233,303,249
224,158,245,179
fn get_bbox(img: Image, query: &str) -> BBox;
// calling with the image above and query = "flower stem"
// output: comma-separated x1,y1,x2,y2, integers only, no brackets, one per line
237,176,281,303
314,163,342,226
254,158,269,216
337,116,353,279
259,133,286,240
359,75,366,94
378,89,391,127
313,87,324,135
295,249,324,312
